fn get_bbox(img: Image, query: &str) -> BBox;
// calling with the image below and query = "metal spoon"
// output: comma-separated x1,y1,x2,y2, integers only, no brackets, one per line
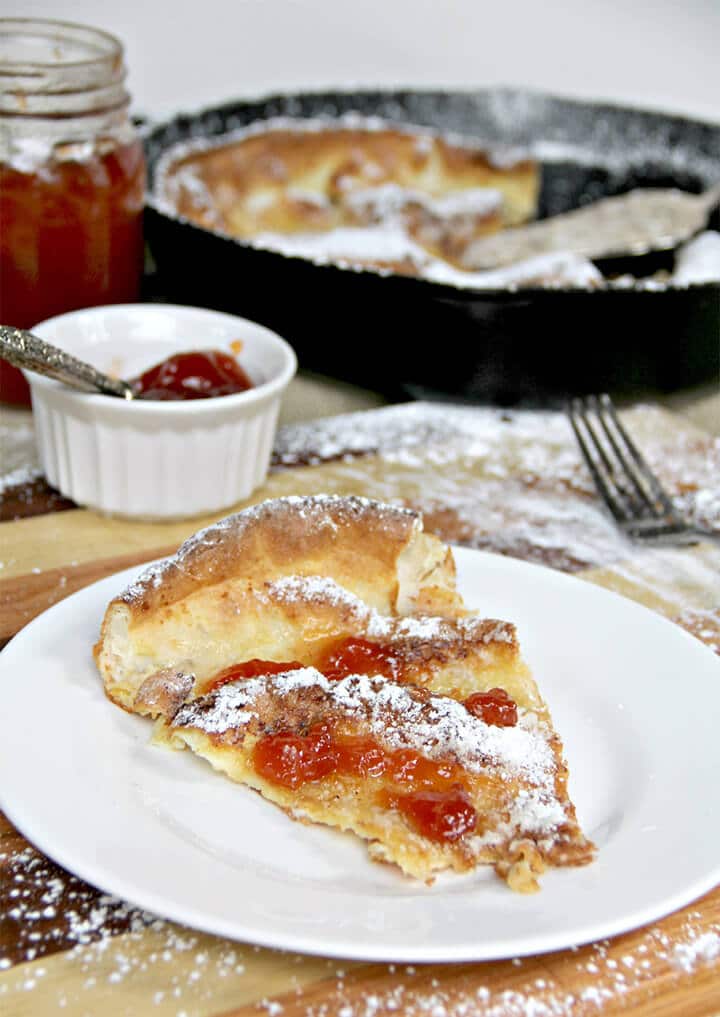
0,324,135,399
462,183,720,270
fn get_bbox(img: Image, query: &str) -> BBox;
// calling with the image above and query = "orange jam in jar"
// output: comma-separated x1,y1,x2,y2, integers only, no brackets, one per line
0,19,146,404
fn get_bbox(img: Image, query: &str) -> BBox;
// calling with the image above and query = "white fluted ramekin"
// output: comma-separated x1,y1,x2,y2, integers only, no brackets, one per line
27,304,297,519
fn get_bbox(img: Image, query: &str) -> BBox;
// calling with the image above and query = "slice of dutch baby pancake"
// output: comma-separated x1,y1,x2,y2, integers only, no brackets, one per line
94,494,594,890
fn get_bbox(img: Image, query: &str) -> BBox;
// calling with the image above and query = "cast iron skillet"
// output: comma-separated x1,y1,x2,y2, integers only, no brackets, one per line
143,87,720,405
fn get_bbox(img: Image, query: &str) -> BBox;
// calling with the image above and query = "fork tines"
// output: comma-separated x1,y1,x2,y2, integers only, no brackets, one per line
567,393,687,540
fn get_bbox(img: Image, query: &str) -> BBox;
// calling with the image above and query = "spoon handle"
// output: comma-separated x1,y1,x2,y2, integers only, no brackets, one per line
0,325,134,399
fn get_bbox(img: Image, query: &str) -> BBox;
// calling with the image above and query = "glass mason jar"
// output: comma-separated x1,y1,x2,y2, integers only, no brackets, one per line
0,19,146,405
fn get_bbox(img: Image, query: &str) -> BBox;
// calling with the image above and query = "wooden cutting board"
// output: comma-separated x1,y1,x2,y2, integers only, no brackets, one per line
1,401,719,1017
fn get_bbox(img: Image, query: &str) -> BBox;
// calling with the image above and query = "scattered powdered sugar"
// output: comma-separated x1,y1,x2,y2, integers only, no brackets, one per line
264,574,514,646
118,557,174,601
252,223,427,268
368,612,459,643
422,249,603,290
267,573,366,609
173,667,558,797
341,185,504,233
416,188,503,219
334,673,554,783
0,843,262,1007
0,464,43,497
248,224,603,291
272,402,572,468
4,400,717,585
674,606,720,655
173,666,321,733
2,795,718,1012
2,401,718,1008
503,792,569,842
371,613,446,641
0,414,75,520
0,845,160,966
280,920,720,1017
144,97,720,294
343,183,502,222
672,930,720,972
673,231,720,286
0,412,40,490
0,399,668,596
266,574,377,629
272,402,720,574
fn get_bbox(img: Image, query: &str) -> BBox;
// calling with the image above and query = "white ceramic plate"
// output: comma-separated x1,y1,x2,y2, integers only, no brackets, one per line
1,548,719,963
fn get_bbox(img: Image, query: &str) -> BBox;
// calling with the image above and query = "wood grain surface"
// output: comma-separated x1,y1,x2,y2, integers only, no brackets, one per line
218,893,720,1017
0,545,177,643
1,402,718,1017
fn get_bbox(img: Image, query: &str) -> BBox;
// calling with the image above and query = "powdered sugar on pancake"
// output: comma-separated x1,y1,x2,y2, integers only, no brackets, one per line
119,494,418,604
344,183,502,222
265,574,515,645
265,573,373,624
152,114,531,213
172,668,557,794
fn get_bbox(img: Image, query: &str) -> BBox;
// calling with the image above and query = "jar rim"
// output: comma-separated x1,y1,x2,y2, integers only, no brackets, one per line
0,18,123,69
0,18,127,99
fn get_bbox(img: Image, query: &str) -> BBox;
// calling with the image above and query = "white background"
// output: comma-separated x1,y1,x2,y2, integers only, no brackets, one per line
5,0,719,124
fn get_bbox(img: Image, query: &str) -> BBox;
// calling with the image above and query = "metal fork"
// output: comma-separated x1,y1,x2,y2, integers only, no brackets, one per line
567,394,720,547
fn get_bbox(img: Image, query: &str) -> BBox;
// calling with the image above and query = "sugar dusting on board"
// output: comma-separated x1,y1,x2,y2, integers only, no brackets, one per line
272,402,720,576
0,414,77,523
2,838,718,1013
0,414,42,512
3,403,717,582
285,920,720,1017
0,844,287,1007
1,406,719,1009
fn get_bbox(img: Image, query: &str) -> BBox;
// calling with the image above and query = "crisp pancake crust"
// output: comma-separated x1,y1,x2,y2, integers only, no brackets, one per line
94,495,464,711
116,495,421,615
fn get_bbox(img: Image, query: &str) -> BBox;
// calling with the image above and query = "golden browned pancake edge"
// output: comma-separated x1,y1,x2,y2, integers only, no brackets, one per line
94,495,464,710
